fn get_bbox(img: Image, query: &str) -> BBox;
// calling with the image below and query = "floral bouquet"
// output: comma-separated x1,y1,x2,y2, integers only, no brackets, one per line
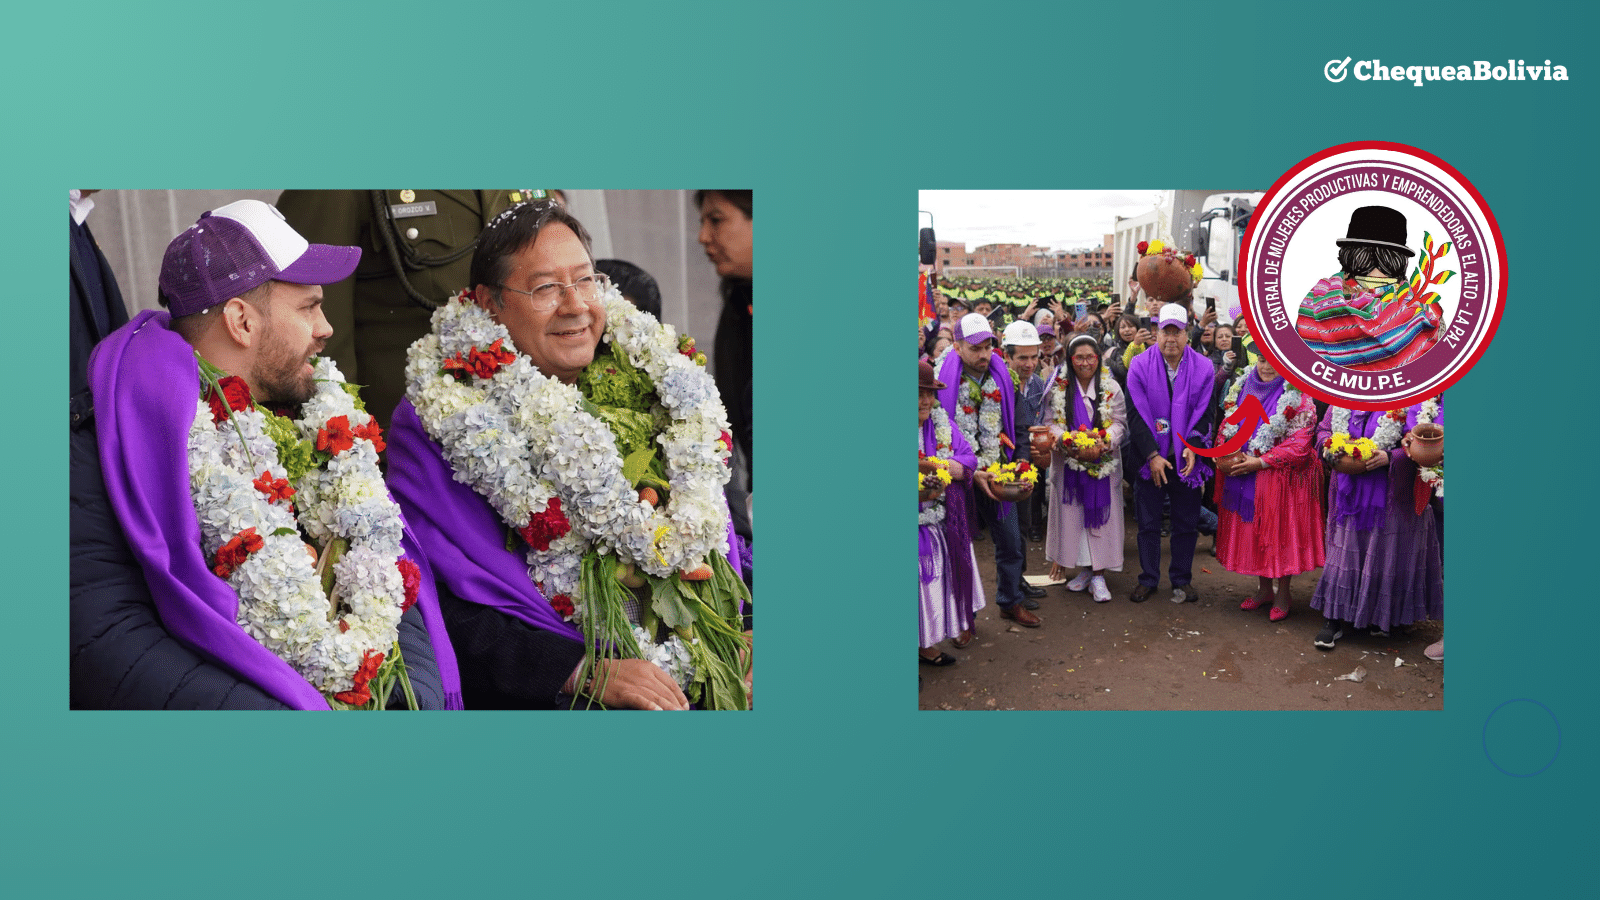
1059,424,1109,462
983,459,1038,501
1325,433,1382,475
919,453,953,502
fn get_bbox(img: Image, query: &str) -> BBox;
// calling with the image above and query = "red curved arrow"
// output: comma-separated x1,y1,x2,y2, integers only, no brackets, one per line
1182,394,1267,458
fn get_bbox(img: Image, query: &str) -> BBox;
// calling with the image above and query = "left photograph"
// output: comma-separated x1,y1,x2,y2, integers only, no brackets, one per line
70,189,754,710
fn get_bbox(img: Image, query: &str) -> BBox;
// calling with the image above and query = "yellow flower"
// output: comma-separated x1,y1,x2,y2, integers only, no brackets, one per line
1020,468,1039,484
1190,263,1204,280
1148,239,1165,254
936,468,952,485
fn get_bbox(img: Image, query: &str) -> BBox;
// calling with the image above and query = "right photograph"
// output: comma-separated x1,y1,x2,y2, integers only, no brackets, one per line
917,190,1444,710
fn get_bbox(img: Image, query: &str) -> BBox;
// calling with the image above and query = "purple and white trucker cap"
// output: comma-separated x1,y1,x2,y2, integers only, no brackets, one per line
159,199,361,317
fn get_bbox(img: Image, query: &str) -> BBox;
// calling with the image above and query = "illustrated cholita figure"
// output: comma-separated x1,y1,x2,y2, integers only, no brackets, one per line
1294,206,1447,372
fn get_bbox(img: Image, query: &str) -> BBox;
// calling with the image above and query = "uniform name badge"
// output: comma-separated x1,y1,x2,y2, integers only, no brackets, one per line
1155,418,1170,435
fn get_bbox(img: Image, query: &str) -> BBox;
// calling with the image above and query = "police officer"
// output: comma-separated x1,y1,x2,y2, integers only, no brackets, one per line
276,189,556,430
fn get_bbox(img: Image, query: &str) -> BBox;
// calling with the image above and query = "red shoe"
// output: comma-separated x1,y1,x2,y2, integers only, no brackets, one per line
1240,593,1272,611
1269,606,1290,622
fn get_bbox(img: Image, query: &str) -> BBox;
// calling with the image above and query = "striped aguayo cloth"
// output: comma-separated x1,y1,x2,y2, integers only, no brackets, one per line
1295,272,1442,371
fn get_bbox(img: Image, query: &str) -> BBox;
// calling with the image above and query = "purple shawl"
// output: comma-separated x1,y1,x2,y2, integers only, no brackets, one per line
88,310,461,709
387,398,749,640
1127,345,1214,489
1061,377,1112,529
1220,368,1289,522
1329,407,1392,532
934,350,1017,510
921,414,979,601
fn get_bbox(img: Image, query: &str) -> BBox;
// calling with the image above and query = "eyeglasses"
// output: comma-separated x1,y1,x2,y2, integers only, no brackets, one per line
497,272,610,311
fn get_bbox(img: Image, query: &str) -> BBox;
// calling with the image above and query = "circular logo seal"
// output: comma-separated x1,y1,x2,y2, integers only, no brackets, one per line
1240,141,1505,409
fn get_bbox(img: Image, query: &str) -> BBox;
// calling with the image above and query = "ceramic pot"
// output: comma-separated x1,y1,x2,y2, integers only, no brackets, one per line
1406,424,1444,467
1136,252,1193,303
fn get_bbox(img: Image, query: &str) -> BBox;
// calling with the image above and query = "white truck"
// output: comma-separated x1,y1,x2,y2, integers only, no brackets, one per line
1113,190,1263,322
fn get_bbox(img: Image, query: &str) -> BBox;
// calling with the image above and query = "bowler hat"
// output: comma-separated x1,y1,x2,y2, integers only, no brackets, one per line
1336,206,1415,256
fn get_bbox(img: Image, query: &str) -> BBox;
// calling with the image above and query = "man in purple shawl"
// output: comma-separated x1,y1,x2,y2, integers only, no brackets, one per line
387,200,748,710
1125,302,1217,604
71,199,460,709
934,313,1040,629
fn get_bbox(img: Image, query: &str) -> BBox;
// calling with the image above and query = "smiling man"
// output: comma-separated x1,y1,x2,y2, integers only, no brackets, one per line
71,199,457,709
388,200,753,710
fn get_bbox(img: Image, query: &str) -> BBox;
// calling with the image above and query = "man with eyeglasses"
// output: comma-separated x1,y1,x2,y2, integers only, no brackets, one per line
387,200,753,710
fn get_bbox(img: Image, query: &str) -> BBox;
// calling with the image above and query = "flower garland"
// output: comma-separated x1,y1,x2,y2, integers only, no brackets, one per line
1324,406,1408,463
919,406,954,527
956,373,1004,469
1219,366,1312,456
1415,397,1444,497
1050,365,1118,479
406,287,748,708
187,358,415,708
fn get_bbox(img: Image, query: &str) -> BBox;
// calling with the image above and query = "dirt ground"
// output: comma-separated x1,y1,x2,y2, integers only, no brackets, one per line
918,495,1444,711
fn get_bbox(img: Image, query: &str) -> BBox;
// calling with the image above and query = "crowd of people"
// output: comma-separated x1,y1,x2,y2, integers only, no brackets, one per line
918,273,1445,678
70,191,755,710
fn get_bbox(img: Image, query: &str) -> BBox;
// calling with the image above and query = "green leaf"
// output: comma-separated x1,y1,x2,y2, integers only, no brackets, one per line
269,527,297,538
649,575,698,631
622,446,657,487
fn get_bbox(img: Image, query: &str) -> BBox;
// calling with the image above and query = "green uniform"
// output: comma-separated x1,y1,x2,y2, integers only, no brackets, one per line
276,189,541,429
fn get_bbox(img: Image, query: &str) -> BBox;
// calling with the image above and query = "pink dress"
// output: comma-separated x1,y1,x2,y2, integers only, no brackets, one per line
1213,394,1325,577
1044,377,1127,572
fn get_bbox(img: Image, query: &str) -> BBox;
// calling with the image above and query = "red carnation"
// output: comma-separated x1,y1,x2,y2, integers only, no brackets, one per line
961,405,975,414
1016,461,1032,473
212,527,265,579
1184,254,1197,267
1136,241,1149,255
718,430,733,451
517,498,572,551
334,649,386,706
206,375,254,423
549,593,575,619
316,415,355,456
397,558,421,612
252,470,296,504
441,352,473,380
352,418,386,454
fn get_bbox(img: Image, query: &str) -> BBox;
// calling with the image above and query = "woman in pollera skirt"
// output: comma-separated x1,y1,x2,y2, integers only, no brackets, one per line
1213,359,1325,621
919,362,984,666
1309,401,1443,650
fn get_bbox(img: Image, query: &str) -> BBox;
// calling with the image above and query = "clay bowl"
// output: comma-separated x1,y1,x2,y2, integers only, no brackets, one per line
991,480,1033,502
1218,451,1246,474
1332,455,1370,476
1406,424,1444,467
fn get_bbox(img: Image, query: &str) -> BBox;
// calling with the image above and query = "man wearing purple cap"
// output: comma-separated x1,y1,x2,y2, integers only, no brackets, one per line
934,313,1040,630
1125,302,1217,604
71,199,459,709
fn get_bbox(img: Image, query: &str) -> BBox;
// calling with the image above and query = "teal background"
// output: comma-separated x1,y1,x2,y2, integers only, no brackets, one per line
10,0,1593,896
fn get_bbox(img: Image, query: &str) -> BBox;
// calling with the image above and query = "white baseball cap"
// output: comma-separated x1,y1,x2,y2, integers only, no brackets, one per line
1001,320,1041,347
1158,303,1188,329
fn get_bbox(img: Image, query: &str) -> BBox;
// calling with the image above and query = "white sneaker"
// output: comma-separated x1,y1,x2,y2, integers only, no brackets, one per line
1090,575,1111,603
1065,570,1092,592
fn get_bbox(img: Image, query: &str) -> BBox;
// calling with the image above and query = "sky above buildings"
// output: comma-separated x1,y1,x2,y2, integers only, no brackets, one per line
918,190,1165,251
